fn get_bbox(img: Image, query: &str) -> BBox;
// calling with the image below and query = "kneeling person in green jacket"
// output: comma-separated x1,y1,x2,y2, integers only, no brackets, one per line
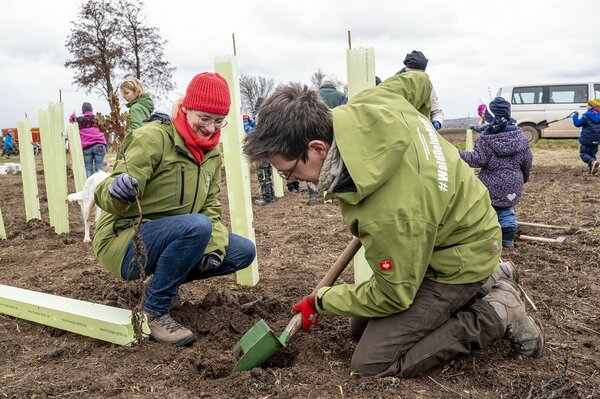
94,73,256,347
243,72,543,377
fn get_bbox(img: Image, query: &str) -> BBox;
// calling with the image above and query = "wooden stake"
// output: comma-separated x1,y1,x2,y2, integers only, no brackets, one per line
59,89,62,103
518,221,571,230
232,33,236,56
347,30,352,49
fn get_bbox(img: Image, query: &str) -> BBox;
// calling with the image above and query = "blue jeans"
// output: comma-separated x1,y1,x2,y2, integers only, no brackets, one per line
495,206,516,229
120,214,256,316
83,143,106,177
579,144,598,165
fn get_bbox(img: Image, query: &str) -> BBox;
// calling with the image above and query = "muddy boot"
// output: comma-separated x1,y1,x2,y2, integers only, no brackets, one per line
483,280,544,358
492,261,519,284
479,261,520,298
145,313,196,347
591,160,599,175
254,198,273,206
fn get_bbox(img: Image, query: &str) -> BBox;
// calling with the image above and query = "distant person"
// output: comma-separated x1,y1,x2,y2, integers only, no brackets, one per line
120,77,154,136
69,102,107,177
459,97,533,248
469,104,493,133
3,129,15,158
319,75,345,108
572,98,600,174
244,97,275,206
396,50,444,130
94,72,256,346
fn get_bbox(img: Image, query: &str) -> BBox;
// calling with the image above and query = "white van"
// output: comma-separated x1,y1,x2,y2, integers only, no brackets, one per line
496,82,600,143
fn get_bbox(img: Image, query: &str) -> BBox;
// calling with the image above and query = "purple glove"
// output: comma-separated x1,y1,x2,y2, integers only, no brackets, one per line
109,173,138,202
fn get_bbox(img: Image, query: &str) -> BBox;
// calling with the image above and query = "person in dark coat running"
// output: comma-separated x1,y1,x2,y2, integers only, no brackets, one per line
572,98,600,174
460,97,533,248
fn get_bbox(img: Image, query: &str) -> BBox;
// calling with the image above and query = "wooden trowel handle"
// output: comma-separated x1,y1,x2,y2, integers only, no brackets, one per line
281,237,362,343
310,236,362,295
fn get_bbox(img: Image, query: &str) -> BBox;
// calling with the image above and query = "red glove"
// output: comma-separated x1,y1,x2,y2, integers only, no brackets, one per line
292,295,320,332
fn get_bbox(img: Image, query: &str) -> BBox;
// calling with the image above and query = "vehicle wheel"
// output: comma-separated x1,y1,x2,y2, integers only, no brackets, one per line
520,125,540,144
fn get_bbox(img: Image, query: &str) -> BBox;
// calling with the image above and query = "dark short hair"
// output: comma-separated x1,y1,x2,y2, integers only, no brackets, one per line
243,83,333,162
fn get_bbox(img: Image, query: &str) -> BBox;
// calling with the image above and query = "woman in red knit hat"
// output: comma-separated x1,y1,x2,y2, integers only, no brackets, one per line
92,72,256,346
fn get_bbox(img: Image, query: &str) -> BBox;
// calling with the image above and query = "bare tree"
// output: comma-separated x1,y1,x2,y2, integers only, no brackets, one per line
65,0,123,110
239,74,276,114
66,0,175,110
310,68,326,89
117,0,176,98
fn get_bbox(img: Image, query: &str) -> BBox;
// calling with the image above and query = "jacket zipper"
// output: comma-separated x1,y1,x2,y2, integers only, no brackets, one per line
179,166,185,205
174,145,210,213
190,163,200,212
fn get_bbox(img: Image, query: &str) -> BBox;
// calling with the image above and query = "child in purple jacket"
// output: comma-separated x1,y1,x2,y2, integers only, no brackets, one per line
459,97,533,248
69,102,107,177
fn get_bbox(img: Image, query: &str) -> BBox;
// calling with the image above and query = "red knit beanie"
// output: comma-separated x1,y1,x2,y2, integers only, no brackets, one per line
182,72,231,115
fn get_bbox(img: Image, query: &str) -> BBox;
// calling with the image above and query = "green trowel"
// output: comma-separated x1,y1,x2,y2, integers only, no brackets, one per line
233,237,362,372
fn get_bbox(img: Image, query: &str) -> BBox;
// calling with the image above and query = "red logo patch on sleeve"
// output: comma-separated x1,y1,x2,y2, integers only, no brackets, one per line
379,260,393,271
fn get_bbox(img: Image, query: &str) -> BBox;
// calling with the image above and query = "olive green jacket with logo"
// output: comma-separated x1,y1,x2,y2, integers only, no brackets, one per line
316,72,501,317
93,121,228,278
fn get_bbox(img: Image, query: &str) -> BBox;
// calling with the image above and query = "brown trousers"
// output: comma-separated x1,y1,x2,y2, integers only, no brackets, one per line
350,278,505,378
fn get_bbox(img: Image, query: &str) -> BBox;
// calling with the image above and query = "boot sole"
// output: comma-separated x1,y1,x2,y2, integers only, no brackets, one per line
150,333,197,347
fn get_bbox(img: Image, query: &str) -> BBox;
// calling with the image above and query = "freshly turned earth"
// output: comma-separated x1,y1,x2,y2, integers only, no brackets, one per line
0,138,598,398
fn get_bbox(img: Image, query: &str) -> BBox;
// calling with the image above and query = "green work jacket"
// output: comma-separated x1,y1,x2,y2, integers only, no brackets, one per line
93,121,228,278
316,72,501,317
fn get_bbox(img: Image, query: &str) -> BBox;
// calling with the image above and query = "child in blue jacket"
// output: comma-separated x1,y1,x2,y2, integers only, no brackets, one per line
572,98,600,174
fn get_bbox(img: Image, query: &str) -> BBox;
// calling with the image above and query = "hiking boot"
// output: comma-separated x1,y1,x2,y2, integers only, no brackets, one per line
491,261,519,284
478,261,519,298
483,280,544,358
145,313,196,347
591,160,599,175
254,198,274,206
306,194,318,206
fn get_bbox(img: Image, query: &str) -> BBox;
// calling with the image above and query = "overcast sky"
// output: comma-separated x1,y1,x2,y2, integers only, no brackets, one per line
1,0,599,130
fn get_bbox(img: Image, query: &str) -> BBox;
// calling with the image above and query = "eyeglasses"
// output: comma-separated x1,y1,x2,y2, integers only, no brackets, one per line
199,119,228,129
276,156,301,180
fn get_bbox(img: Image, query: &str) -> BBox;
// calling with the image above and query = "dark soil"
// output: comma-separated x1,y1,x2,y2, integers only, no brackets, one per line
0,142,599,398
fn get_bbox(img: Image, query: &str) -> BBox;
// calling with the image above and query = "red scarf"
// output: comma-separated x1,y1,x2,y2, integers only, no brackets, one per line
173,108,221,164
